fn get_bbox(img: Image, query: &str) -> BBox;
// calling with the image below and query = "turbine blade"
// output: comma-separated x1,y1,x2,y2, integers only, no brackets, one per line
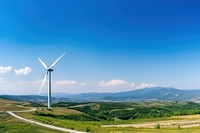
39,72,47,94
38,58,48,69
49,53,65,68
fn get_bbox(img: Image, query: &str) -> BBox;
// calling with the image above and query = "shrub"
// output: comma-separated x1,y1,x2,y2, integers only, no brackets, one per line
155,124,160,129
86,127,91,132
177,125,181,129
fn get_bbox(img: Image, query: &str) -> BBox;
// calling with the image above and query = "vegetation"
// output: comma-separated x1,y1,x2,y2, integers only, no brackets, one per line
2,97,200,133
155,124,160,129
0,101,30,112
25,102,46,107
52,101,200,121
17,110,200,133
15,101,200,132
0,112,64,133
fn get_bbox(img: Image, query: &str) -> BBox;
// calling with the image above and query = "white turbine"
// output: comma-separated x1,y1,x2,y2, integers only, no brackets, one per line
38,53,65,109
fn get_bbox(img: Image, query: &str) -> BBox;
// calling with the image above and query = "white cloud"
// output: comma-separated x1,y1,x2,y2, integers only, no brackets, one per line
136,83,157,89
80,82,88,86
54,80,77,86
0,66,12,74
99,79,128,87
14,67,32,75
130,83,136,87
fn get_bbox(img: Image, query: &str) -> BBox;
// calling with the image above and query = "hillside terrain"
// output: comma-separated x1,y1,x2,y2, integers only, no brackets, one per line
0,98,65,132
66,87,200,102
17,101,200,132
2,87,200,103
2,90,200,132
52,101,200,121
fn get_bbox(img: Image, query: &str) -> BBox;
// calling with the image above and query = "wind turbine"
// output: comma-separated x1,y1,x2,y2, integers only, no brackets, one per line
38,53,65,109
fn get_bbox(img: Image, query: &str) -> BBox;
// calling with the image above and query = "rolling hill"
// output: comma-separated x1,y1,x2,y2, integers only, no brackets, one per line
0,95,71,103
65,87,200,102
2,87,200,103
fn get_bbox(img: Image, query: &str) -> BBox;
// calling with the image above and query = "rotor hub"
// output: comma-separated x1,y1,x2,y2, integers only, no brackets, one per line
48,69,54,72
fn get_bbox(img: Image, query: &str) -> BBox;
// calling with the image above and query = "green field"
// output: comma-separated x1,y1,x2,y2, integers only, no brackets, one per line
0,112,64,133
2,98,200,133
14,111,200,133
52,101,200,121
16,101,200,132
0,98,64,133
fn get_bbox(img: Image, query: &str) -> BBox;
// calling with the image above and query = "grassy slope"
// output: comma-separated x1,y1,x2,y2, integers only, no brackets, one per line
0,98,31,111
0,98,20,104
0,112,64,133
55,102,200,121
2,98,200,133
17,111,200,133
0,98,65,133
16,108,200,133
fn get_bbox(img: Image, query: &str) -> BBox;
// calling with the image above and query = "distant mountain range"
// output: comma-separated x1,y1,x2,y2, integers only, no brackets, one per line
0,95,71,103
1,87,200,103
64,87,200,102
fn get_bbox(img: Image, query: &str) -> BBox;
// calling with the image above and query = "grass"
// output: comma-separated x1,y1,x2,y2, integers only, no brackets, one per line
171,114,200,120
0,98,30,112
0,99,65,133
2,98,200,133
0,98,19,104
0,112,64,133
0,106,30,111
35,107,83,115
16,110,200,133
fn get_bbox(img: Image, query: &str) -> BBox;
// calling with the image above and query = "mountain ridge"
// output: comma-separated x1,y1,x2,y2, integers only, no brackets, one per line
1,87,200,103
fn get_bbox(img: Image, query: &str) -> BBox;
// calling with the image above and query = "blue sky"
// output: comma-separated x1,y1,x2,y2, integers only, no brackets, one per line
1,0,200,94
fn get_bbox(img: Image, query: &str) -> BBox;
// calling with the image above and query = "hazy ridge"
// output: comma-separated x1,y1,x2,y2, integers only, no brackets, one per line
1,87,200,103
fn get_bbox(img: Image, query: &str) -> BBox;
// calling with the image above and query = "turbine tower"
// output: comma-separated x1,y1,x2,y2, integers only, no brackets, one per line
38,53,65,109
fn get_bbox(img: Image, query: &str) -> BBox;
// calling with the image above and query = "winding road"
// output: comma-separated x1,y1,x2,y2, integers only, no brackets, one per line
6,109,87,133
